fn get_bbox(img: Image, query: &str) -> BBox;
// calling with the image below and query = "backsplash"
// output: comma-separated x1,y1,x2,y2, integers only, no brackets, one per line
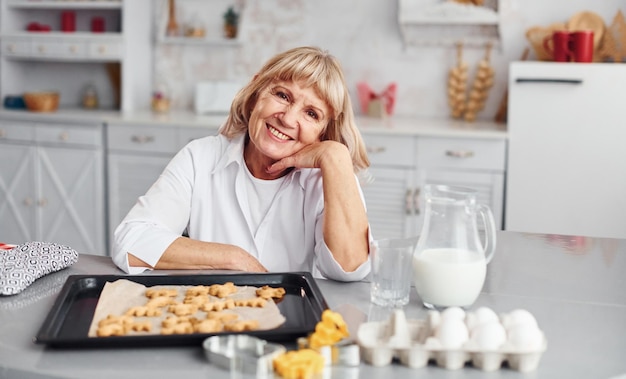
153,0,623,120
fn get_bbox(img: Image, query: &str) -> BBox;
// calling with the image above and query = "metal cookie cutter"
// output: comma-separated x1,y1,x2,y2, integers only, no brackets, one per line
297,337,361,366
203,335,286,377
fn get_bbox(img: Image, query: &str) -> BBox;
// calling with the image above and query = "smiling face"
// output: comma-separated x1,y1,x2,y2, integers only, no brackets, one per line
245,80,331,177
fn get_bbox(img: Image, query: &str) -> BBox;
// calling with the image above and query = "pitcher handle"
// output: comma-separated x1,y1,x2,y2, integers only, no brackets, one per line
477,204,497,263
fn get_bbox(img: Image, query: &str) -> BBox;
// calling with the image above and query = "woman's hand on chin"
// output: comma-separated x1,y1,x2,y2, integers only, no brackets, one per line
266,141,349,174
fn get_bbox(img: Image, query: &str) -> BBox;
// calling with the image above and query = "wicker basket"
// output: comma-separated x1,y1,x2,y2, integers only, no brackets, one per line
23,91,60,112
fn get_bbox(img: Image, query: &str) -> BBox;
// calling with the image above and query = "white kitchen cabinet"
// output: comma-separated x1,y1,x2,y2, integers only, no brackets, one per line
0,0,151,111
506,62,626,239
0,118,106,254
361,131,506,240
106,123,219,243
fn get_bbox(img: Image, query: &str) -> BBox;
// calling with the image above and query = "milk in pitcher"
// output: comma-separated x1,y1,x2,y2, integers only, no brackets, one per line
412,248,486,308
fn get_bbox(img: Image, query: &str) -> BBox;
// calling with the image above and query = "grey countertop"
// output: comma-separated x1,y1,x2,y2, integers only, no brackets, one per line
1,231,624,378
0,109,508,139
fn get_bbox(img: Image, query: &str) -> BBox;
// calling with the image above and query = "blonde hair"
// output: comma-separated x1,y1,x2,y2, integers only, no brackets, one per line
221,46,370,172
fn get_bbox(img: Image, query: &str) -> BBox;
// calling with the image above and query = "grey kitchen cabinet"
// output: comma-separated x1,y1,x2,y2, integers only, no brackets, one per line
106,123,218,244
413,136,505,231
361,134,419,239
361,133,506,240
0,118,106,254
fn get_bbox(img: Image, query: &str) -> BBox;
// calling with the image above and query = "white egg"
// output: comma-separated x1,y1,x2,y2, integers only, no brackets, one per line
466,307,499,330
502,309,538,330
470,321,507,350
475,307,499,324
435,318,469,349
507,324,544,350
441,306,466,321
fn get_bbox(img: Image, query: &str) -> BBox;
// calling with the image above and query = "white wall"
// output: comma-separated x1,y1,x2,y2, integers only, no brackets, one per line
152,0,624,120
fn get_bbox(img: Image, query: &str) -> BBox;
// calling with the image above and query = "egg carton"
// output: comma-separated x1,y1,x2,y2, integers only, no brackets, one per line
357,308,547,372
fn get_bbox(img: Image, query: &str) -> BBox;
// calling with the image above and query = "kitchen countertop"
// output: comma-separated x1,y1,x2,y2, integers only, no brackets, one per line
0,109,508,138
1,230,624,379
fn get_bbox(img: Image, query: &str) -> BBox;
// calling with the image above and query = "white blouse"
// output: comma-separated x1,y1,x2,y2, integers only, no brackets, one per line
112,133,371,281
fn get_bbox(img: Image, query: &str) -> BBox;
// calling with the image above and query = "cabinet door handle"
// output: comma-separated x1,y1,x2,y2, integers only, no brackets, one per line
405,189,413,215
38,198,48,207
38,45,46,53
7,44,15,53
58,132,69,141
366,146,386,154
23,197,33,206
446,150,474,158
131,135,155,144
0,129,5,138
413,187,421,215
515,78,583,85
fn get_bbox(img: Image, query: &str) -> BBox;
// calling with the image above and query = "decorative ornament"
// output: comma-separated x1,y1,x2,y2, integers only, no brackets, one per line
447,42,468,119
447,42,495,122
464,43,495,122
356,82,397,118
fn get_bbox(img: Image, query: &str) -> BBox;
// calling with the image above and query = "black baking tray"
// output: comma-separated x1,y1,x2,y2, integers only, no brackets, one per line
34,272,328,348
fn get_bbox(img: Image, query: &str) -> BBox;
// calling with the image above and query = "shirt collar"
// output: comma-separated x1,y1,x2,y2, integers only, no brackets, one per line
213,133,305,189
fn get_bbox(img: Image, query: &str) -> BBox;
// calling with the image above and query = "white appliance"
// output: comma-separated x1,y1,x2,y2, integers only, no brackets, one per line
194,81,243,114
506,62,626,239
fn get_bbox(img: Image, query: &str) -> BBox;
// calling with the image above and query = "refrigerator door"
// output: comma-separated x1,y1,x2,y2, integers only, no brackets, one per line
506,62,626,239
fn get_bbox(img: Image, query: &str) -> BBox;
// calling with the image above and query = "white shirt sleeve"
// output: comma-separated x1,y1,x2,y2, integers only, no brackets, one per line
112,143,197,274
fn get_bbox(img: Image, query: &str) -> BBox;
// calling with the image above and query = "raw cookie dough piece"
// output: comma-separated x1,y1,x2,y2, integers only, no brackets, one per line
256,285,286,300
208,282,237,298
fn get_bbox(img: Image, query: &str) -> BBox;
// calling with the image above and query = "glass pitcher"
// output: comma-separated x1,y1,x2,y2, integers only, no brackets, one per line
412,184,496,309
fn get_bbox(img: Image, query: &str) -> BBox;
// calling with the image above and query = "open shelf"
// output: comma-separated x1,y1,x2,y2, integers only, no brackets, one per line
398,0,501,48
7,0,121,9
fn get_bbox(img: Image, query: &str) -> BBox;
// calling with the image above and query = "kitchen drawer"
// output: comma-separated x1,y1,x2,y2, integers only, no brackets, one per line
178,127,217,148
88,40,122,59
31,40,63,58
0,121,35,142
35,124,102,147
59,41,87,59
108,124,178,154
417,137,506,171
362,134,416,168
1,37,30,57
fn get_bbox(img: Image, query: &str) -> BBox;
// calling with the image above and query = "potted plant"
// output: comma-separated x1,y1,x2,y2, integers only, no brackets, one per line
223,6,239,39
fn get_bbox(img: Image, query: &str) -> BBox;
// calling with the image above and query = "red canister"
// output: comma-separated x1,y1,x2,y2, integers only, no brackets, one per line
91,17,105,33
61,11,75,32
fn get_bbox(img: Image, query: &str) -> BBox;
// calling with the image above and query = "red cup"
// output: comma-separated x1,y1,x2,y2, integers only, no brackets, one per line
61,11,75,32
543,30,571,62
91,17,105,33
569,30,594,63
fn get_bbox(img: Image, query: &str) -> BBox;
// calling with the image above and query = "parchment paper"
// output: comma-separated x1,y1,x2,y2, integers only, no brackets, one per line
88,279,286,337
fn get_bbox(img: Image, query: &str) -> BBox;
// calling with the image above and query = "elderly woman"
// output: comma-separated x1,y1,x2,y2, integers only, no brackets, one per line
112,46,371,281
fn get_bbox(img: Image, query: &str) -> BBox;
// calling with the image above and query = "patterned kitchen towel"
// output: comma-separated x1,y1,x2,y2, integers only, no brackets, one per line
0,241,78,296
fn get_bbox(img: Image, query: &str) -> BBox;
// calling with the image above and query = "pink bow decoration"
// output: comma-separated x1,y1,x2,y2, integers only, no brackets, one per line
356,82,397,116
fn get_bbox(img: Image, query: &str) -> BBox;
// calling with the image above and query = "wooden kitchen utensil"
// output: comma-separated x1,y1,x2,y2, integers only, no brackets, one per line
464,42,495,122
525,22,567,61
447,42,468,119
567,11,605,51
166,0,178,36
494,48,529,124
598,10,626,62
